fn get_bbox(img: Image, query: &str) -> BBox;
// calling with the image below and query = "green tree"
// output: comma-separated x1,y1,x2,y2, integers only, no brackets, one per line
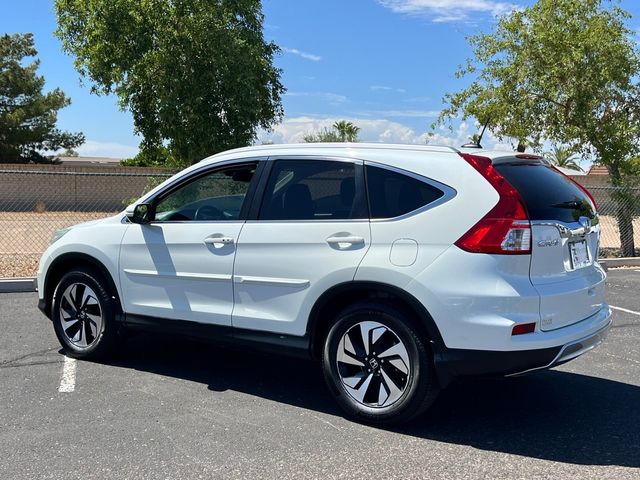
304,121,360,143
333,120,360,142
0,33,84,163
545,145,582,171
55,0,285,167
436,0,640,256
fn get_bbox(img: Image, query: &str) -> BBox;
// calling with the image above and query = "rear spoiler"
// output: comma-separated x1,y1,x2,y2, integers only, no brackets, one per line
490,154,547,165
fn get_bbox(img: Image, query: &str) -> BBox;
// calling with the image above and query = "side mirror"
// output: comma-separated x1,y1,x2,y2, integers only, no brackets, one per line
129,203,153,224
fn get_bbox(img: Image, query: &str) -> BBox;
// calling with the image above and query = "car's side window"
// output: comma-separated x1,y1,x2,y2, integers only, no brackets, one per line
259,159,366,220
366,165,445,219
154,163,257,222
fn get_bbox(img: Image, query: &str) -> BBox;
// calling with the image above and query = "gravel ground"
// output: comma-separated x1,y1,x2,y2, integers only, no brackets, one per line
0,254,41,279
0,211,113,277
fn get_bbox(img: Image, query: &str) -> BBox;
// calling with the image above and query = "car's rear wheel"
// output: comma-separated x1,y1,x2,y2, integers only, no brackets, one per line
51,267,120,359
322,303,439,425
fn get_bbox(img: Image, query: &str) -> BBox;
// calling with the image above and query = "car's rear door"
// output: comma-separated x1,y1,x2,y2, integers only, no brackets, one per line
494,159,606,331
231,157,370,336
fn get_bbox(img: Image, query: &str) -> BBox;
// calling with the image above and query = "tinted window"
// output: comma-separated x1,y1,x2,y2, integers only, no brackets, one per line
366,165,445,219
495,163,595,222
154,164,256,221
259,160,365,220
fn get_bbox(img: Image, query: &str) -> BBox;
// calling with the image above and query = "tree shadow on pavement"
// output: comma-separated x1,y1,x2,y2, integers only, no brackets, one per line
105,332,640,468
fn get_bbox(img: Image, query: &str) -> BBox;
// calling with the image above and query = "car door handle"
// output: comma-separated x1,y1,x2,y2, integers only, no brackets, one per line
326,236,365,245
204,236,234,245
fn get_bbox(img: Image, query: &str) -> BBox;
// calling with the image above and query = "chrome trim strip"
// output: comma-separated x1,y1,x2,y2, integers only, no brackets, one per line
147,220,246,225
365,160,458,222
123,269,231,282
531,217,600,239
233,275,310,287
244,219,369,224
265,154,363,165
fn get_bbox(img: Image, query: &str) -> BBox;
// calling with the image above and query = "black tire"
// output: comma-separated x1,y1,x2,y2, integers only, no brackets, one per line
51,266,120,360
322,303,439,425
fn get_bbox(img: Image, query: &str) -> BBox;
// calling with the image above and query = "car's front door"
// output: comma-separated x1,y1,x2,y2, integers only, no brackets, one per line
232,158,371,336
119,161,260,326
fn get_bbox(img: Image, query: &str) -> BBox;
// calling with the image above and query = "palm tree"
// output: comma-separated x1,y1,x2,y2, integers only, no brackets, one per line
333,121,360,142
303,127,341,143
545,145,583,171
303,121,361,143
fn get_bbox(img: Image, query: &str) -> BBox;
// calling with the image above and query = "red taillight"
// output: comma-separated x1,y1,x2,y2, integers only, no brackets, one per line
550,166,597,211
456,153,531,255
512,322,536,335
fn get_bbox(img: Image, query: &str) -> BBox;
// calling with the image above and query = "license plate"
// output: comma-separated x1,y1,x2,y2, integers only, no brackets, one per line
569,240,590,269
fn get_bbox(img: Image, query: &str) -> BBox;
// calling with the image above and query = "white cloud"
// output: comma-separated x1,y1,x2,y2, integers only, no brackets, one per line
364,109,441,118
429,122,518,150
378,0,515,23
285,91,347,104
427,121,475,146
370,85,407,93
258,116,521,151
403,95,432,103
258,116,426,144
76,140,139,159
282,47,322,62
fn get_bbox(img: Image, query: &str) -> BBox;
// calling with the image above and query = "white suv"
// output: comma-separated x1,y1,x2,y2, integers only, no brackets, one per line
37,143,611,424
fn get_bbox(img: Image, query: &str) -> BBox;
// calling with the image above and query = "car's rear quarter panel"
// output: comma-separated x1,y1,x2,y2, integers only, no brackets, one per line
352,148,499,304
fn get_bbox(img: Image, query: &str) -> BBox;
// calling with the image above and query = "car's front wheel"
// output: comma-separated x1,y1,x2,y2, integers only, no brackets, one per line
322,303,439,425
51,267,120,359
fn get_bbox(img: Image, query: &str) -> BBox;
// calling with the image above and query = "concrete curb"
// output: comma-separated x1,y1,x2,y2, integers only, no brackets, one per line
600,258,640,268
0,277,36,293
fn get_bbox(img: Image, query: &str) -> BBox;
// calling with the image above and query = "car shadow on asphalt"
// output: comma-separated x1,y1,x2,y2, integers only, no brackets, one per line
104,332,640,468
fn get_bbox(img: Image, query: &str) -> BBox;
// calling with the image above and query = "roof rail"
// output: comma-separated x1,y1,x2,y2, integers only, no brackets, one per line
198,142,462,163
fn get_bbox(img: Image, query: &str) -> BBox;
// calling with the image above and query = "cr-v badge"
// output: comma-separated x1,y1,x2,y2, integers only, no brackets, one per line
538,239,560,247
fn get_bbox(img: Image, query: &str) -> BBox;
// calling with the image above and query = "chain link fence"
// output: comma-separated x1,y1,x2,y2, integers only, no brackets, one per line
0,166,172,278
0,167,639,278
584,182,640,257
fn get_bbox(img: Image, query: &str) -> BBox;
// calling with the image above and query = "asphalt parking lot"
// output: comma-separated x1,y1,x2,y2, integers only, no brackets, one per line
1,269,639,479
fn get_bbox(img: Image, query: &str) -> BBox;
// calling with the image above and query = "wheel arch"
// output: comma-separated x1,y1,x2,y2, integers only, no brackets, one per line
307,281,444,360
42,252,122,319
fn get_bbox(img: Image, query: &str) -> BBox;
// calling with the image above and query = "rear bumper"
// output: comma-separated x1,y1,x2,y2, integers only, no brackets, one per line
435,308,612,381
507,317,611,375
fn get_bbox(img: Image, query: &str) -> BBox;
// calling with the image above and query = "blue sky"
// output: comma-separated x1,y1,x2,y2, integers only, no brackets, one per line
2,0,640,158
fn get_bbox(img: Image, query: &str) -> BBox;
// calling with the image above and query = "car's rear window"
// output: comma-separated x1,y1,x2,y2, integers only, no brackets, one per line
366,165,445,219
494,162,595,223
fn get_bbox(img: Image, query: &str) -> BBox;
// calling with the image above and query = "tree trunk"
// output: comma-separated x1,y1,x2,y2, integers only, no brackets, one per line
617,205,636,257
608,163,636,257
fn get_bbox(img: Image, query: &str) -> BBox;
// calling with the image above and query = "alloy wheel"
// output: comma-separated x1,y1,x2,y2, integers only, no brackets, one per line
336,321,411,408
58,283,103,348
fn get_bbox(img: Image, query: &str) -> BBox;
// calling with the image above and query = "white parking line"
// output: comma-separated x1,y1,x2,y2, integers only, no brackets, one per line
610,305,640,316
58,356,77,393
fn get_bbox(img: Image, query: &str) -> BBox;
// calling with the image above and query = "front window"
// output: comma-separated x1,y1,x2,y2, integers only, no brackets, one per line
154,163,256,221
